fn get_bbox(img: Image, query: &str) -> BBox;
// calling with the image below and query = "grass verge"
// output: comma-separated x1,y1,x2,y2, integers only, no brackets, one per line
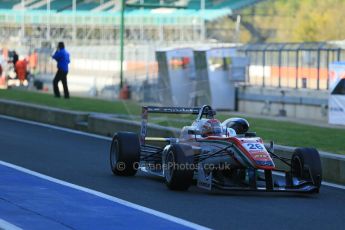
0,88,141,115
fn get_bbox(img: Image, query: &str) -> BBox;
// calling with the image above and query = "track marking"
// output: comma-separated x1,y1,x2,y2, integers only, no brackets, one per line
0,219,23,230
1,114,345,190
0,161,209,230
322,181,345,190
0,114,111,141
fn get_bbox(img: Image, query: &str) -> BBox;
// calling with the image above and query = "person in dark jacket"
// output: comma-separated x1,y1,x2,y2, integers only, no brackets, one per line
12,50,18,66
12,50,19,78
52,42,70,98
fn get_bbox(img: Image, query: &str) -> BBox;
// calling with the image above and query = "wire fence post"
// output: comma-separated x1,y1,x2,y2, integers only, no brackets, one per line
119,0,125,89
316,49,321,90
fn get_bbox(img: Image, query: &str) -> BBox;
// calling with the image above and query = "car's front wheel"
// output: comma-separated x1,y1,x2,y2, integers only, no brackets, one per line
291,148,322,192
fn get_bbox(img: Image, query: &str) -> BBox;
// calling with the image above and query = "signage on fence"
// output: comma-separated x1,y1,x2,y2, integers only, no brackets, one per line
329,62,345,125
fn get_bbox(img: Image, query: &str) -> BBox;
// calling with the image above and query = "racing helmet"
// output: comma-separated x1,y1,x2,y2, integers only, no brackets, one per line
200,119,223,137
222,118,249,135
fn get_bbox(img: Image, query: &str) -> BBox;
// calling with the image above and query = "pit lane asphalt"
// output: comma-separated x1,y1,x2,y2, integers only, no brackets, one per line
1,116,345,230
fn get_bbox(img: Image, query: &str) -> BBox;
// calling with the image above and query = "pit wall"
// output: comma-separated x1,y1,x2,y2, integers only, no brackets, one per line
237,86,329,121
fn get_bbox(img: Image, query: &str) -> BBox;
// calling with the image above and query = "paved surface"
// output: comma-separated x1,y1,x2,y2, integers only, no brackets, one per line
1,116,345,230
0,163,195,230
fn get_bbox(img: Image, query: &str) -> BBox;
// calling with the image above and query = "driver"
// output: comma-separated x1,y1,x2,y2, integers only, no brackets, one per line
200,119,223,137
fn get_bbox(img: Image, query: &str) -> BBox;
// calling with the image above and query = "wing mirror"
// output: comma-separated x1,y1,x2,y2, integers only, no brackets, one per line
267,141,274,153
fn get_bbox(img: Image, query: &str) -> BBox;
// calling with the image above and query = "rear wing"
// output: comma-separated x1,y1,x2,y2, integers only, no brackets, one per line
144,106,200,114
140,105,215,145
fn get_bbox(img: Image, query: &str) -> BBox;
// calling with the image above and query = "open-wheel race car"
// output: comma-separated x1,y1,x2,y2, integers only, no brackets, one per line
110,105,322,193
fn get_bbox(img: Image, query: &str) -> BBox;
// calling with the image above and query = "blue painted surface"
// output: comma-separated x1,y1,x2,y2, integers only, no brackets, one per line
0,164,191,230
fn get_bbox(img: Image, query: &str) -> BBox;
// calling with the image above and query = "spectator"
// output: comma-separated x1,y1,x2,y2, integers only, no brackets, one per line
0,63,4,88
15,56,27,85
12,50,18,66
0,54,3,77
52,41,70,99
12,50,19,78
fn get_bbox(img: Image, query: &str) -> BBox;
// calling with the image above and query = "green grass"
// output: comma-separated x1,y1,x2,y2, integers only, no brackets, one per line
0,89,141,116
1,88,345,155
228,116,345,155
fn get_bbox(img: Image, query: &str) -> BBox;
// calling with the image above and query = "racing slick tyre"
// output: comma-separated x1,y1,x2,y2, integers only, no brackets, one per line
164,144,194,191
110,132,140,176
291,148,322,192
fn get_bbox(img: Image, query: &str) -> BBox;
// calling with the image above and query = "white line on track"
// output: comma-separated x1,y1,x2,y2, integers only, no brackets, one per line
322,181,345,190
0,161,209,230
1,115,345,181
0,114,111,141
0,219,23,230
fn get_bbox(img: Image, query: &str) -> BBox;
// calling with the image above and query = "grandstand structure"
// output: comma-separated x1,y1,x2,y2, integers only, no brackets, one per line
0,0,262,98
0,0,261,46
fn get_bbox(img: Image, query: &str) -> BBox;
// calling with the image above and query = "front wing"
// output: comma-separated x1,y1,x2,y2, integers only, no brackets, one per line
197,166,319,194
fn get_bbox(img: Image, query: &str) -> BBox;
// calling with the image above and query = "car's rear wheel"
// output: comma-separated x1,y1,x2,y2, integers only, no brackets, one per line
164,144,194,191
110,132,140,176
291,148,322,191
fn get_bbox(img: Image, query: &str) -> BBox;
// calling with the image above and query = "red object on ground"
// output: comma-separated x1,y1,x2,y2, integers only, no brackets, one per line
119,85,130,99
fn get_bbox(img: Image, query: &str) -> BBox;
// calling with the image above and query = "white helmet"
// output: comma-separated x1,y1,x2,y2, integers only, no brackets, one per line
198,119,223,137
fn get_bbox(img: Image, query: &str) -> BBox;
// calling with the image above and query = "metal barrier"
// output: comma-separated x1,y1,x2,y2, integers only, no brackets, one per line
238,42,345,90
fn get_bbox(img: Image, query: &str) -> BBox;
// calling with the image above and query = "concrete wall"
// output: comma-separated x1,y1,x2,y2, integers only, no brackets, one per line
87,114,179,138
237,86,329,121
0,99,88,129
